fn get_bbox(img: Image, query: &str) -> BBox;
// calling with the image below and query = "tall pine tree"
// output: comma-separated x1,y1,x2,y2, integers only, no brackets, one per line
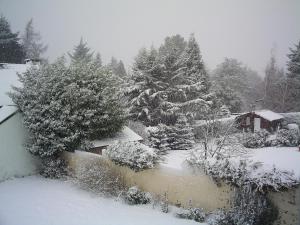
286,40,300,111
22,18,48,60
0,16,24,63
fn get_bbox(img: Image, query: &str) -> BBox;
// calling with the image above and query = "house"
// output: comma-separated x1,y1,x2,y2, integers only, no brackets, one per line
236,110,284,132
90,126,143,155
0,64,39,181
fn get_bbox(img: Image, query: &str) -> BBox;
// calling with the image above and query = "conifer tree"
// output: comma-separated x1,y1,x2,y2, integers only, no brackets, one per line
93,52,102,67
0,15,24,63
286,40,300,111
68,38,93,64
22,18,47,60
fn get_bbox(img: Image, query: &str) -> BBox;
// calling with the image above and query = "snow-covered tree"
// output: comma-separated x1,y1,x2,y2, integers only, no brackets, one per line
0,15,24,63
10,58,126,176
22,18,47,60
93,52,102,68
286,40,300,111
68,38,93,64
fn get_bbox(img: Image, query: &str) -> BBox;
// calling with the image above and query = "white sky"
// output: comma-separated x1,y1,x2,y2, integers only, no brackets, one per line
1,0,300,75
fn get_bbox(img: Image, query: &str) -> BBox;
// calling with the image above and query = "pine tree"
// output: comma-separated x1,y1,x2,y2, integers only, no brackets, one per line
93,52,102,67
0,15,24,63
22,18,47,60
68,38,93,64
286,40,300,111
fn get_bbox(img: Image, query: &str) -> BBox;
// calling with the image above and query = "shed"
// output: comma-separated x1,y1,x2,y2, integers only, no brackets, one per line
90,126,143,155
236,110,284,132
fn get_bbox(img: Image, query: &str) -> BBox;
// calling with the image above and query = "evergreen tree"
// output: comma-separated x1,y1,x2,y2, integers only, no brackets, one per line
10,58,126,176
0,15,24,63
109,57,127,78
286,40,300,111
22,18,47,60
68,38,93,64
93,52,102,67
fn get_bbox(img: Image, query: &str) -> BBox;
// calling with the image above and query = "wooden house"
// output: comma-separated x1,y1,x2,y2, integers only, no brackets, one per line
89,126,143,155
236,110,284,132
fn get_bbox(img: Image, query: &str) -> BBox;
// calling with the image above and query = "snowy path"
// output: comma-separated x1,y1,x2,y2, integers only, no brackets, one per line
0,176,203,225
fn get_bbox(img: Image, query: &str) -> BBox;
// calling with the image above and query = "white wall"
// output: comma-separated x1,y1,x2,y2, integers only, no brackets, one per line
0,113,39,181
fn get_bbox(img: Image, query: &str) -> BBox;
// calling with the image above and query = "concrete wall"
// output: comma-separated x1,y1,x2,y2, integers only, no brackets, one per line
0,113,39,181
63,151,300,224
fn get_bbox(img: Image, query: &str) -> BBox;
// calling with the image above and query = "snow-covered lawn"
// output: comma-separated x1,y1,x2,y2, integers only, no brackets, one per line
0,176,203,225
248,147,300,179
160,150,189,171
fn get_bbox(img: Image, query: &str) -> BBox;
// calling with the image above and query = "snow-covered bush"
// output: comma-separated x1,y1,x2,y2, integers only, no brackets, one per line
207,186,278,225
243,130,270,148
124,186,151,205
105,141,158,171
276,129,299,147
75,158,126,196
175,207,206,222
10,59,126,176
40,156,67,179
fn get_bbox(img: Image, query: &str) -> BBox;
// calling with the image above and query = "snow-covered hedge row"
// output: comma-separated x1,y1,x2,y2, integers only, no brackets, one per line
243,129,299,148
124,186,151,205
188,150,299,192
105,141,158,171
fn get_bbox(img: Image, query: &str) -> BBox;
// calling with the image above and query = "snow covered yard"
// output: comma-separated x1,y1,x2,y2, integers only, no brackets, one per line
0,176,204,225
248,147,300,179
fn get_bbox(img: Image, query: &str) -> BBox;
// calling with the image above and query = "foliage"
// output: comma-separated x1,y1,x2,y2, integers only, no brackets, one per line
68,38,94,64
207,186,278,225
124,186,151,205
22,18,47,60
175,207,206,223
40,155,67,179
75,157,126,196
276,129,299,147
243,130,270,148
105,141,158,171
10,59,126,159
109,57,127,78
0,15,25,63
286,40,300,111
148,124,171,155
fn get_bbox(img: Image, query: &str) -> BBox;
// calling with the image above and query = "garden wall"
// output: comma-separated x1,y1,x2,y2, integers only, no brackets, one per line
63,151,300,224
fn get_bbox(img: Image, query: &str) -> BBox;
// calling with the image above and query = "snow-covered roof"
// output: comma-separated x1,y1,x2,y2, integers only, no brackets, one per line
0,63,28,106
0,105,18,125
253,110,284,121
92,126,143,148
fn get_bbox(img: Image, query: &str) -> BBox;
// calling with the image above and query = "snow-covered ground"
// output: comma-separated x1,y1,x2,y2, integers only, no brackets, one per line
0,176,203,225
160,150,189,171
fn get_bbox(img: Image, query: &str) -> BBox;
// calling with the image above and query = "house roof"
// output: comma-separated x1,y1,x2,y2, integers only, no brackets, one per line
0,105,18,125
0,63,28,106
242,110,284,122
91,126,143,148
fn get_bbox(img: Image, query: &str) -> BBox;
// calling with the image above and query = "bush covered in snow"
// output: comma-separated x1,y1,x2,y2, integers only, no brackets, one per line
175,207,206,223
207,186,278,225
40,156,67,179
124,186,151,205
75,157,126,196
105,141,158,171
276,129,299,147
243,130,270,148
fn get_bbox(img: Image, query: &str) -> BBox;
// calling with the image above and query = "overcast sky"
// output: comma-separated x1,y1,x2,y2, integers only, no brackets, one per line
1,0,300,75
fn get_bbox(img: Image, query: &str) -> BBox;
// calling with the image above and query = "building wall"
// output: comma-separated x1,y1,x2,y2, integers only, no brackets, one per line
0,113,39,181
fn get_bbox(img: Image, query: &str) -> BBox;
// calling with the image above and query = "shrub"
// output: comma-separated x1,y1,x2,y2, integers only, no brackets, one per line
75,158,126,196
40,156,67,179
124,186,151,205
276,129,299,147
176,207,206,222
243,130,269,148
105,141,158,171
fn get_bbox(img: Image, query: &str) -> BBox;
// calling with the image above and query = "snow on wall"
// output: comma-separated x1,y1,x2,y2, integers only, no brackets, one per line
0,112,39,181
